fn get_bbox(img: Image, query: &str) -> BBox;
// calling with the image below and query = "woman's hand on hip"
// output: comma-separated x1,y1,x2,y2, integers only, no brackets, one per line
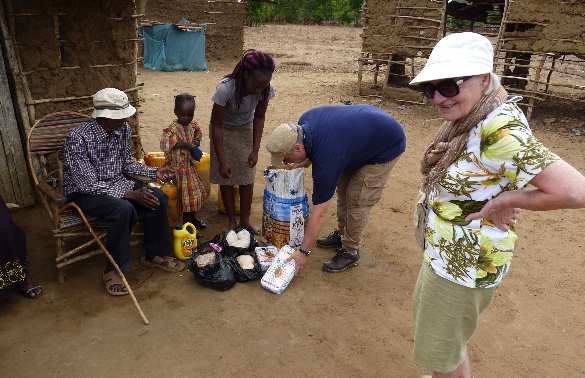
466,191,520,231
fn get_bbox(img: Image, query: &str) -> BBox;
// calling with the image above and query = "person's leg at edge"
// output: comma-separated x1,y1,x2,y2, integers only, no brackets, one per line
2,219,43,298
316,173,350,249
239,183,253,230
342,159,398,251
135,186,173,260
323,159,398,272
70,193,137,272
413,262,490,378
69,193,136,295
336,172,351,241
432,352,471,378
220,185,237,229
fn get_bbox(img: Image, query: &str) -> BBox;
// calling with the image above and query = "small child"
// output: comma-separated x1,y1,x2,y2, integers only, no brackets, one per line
160,93,209,229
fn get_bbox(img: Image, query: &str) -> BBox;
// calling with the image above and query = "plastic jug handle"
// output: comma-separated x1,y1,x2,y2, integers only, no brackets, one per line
183,222,196,234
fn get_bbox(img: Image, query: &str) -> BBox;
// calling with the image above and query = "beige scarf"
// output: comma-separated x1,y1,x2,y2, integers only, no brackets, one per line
414,85,508,249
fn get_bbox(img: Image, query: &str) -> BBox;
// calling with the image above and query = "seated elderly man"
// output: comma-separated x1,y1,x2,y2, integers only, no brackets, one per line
63,88,184,296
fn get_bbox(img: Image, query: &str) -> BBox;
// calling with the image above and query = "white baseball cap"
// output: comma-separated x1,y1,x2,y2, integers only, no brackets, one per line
410,32,494,85
265,123,301,167
92,88,136,119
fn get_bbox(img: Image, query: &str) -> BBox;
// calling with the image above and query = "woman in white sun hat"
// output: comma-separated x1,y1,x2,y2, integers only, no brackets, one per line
410,32,585,377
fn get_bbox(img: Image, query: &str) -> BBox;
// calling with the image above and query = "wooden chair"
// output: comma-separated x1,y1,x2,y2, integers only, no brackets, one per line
26,111,149,325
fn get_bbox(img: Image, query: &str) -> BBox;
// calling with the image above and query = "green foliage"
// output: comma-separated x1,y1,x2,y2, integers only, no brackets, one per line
446,15,471,30
247,0,362,26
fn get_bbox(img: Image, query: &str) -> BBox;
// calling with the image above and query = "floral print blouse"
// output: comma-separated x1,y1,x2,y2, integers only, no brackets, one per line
424,100,559,288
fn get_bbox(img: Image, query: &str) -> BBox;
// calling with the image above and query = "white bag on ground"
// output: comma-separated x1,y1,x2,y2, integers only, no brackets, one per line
255,245,279,272
261,245,296,295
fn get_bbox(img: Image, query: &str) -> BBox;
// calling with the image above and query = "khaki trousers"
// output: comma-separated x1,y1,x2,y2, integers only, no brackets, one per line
336,158,398,251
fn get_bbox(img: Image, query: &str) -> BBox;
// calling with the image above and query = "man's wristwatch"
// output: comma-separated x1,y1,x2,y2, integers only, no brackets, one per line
299,247,312,256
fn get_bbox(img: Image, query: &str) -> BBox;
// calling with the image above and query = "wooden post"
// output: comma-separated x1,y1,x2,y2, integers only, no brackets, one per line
494,0,510,59
544,55,557,93
440,0,447,37
527,54,546,120
357,58,364,95
130,3,144,159
0,1,32,135
0,0,34,206
3,0,36,124
136,0,148,14
373,63,380,85
0,38,35,205
383,54,393,89
410,57,415,78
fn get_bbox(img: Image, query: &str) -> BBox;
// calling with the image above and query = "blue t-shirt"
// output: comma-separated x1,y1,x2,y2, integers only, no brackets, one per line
299,104,406,205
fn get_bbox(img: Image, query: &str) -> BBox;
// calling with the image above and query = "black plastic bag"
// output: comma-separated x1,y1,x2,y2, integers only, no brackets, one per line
228,252,262,282
188,237,235,291
221,227,261,282
222,226,257,258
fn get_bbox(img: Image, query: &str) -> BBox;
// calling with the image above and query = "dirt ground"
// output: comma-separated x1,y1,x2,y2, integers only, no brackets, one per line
2,25,585,378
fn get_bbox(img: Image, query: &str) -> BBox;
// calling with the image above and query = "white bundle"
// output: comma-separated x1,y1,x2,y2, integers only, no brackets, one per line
261,245,296,295
225,229,251,249
255,245,279,272
195,253,216,268
236,255,255,270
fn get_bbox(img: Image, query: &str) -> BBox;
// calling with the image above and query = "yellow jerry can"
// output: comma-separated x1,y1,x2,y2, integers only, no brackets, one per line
173,222,197,260
194,152,211,193
144,151,166,168
161,181,180,226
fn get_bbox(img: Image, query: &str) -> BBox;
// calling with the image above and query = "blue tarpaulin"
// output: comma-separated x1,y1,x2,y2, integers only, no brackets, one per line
142,24,208,72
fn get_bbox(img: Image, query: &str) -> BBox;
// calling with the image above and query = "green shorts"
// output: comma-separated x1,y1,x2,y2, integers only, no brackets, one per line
412,263,495,373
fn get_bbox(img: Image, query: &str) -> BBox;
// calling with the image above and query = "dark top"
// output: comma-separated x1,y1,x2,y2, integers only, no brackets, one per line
299,104,406,204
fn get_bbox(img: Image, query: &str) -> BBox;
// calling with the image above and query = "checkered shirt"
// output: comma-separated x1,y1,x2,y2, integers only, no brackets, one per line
63,119,157,198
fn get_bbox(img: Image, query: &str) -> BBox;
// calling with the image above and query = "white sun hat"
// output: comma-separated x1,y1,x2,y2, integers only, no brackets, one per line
410,32,494,85
92,88,136,119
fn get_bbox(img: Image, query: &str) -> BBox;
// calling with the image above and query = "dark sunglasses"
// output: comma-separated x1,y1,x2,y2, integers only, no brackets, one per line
420,76,471,99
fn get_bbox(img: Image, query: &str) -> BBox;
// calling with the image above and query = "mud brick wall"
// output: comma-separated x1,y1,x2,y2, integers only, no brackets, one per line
2,0,142,156
503,0,585,55
145,0,245,60
361,0,444,58
5,0,142,154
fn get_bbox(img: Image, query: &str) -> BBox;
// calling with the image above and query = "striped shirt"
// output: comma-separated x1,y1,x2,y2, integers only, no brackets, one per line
63,119,156,198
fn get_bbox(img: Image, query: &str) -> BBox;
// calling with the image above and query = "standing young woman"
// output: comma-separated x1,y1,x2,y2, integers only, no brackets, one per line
410,32,585,377
209,49,275,230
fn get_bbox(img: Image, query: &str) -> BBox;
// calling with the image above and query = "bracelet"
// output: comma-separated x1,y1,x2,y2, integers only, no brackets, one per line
299,247,311,256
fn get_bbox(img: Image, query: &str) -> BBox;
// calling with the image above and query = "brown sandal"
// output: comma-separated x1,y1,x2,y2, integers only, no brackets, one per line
103,271,129,296
141,256,186,272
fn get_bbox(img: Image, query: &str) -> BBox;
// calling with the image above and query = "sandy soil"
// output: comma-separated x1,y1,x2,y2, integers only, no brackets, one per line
2,25,585,378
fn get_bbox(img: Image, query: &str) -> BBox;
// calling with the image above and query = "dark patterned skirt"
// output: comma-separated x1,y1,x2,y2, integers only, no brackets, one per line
0,196,26,290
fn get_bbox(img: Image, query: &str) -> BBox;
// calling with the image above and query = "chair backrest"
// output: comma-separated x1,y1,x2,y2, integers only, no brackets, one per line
27,111,91,157
26,111,91,218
